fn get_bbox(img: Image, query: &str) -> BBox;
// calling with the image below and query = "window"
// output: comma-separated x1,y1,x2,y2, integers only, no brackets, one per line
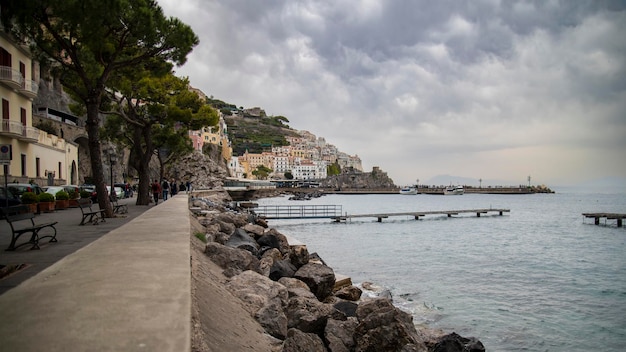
36,157,40,177
58,162,62,179
0,47,11,67
21,154,26,176
21,108,26,125
2,99,8,120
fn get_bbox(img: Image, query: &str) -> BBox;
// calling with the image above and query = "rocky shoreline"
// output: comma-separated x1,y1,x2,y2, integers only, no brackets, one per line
189,191,486,352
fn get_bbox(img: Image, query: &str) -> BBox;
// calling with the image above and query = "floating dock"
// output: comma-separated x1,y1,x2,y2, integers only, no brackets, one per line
582,213,625,227
254,205,509,222
331,208,510,222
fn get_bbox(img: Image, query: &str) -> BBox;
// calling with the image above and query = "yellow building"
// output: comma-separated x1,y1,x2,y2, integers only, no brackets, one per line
1,29,78,186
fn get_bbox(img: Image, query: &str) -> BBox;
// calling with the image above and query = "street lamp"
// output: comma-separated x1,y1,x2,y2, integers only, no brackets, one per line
479,178,482,188
109,148,117,199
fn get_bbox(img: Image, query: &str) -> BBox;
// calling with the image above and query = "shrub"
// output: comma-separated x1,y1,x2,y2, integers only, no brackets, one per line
55,190,69,200
80,190,92,199
38,192,55,202
21,192,38,204
68,190,79,199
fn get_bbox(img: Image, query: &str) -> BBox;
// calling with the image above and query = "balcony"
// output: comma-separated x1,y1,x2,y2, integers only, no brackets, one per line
20,79,39,99
0,119,24,136
0,120,40,141
0,65,23,90
21,126,40,141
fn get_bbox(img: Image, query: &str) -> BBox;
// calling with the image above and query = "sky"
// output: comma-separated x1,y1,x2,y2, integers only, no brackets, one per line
157,0,626,187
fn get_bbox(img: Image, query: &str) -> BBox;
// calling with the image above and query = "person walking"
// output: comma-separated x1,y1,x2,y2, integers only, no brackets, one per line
171,179,178,196
151,179,161,205
161,179,170,200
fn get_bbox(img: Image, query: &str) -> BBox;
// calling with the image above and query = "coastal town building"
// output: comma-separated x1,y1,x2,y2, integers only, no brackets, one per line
1,27,78,186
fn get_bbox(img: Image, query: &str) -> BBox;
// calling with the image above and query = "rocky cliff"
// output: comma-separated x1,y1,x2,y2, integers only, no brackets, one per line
320,167,397,190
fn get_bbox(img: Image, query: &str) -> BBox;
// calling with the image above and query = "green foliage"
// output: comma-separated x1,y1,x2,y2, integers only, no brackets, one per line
34,120,58,135
55,190,70,200
68,190,79,199
194,232,207,243
80,190,92,199
224,116,297,155
20,192,38,204
38,192,55,202
251,165,273,180
284,171,294,180
327,162,341,176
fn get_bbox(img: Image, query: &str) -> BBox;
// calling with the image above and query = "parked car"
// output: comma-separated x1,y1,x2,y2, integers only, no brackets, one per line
1,186,22,207
43,186,66,198
7,183,44,197
80,184,98,202
106,186,125,199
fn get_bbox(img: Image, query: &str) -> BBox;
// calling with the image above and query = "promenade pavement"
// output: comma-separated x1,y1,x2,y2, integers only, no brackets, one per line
0,194,191,351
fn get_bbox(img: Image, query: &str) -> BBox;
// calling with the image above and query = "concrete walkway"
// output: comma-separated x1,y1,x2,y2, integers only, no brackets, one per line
0,194,191,351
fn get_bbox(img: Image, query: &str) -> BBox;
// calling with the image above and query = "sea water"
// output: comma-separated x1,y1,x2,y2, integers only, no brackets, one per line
255,188,626,351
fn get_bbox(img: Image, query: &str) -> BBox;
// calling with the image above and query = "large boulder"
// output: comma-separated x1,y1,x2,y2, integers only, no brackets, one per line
354,298,427,352
216,212,249,227
294,263,336,301
270,259,297,281
281,328,326,352
334,285,363,301
225,228,259,256
265,228,290,255
243,223,266,238
226,270,289,315
325,318,358,352
204,242,259,277
285,296,345,335
255,297,288,339
430,332,485,352
212,219,236,237
279,277,317,299
288,244,309,268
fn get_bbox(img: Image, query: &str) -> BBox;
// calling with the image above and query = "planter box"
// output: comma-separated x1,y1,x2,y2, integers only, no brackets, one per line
38,202,55,213
24,203,38,213
56,199,69,210
69,199,80,208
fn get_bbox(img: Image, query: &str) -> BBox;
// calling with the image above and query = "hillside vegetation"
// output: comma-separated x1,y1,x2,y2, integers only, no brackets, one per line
223,115,300,155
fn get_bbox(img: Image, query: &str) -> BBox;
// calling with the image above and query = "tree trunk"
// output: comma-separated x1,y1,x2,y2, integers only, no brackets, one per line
86,102,113,217
130,123,155,206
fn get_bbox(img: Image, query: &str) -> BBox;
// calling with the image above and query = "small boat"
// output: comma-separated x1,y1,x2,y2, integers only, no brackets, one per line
444,185,464,195
399,187,418,195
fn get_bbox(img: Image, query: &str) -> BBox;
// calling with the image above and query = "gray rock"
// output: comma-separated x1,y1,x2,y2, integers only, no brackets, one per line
255,297,288,340
285,296,345,335
354,298,427,352
334,285,363,301
430,332,485,352
289,244,309,268
243,223,266,238
294,262,336,301
225,228,259,256
281,328,326,352
270,259,297,281
227,270,289,315
204,242,259,276
265,228,290,255
325,318,358,352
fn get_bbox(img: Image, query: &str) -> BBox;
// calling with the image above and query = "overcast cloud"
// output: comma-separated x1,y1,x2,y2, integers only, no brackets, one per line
158,0,626,186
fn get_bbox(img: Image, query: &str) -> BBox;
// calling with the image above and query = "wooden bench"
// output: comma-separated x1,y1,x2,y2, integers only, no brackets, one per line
109,195,128,214
78,198,106,225
1,205,58,251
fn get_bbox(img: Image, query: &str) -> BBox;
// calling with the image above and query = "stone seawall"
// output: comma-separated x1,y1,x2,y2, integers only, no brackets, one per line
190,191,486,352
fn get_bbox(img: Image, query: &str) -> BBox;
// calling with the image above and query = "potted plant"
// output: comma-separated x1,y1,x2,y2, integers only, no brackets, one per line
20,192,39,213
80,190,92,199
38,192,56,213
55,190,70,210
68,190,80,207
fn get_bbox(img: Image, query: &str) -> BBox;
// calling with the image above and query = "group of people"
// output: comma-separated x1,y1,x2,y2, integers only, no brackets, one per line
151,179,191,204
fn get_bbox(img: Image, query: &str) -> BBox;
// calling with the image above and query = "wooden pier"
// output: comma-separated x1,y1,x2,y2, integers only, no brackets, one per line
331,208,510,222
582,213,625,227
254,205,509,222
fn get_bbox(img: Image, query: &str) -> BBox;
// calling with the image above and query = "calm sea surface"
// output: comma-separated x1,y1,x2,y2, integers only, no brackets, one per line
255,188,626,351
